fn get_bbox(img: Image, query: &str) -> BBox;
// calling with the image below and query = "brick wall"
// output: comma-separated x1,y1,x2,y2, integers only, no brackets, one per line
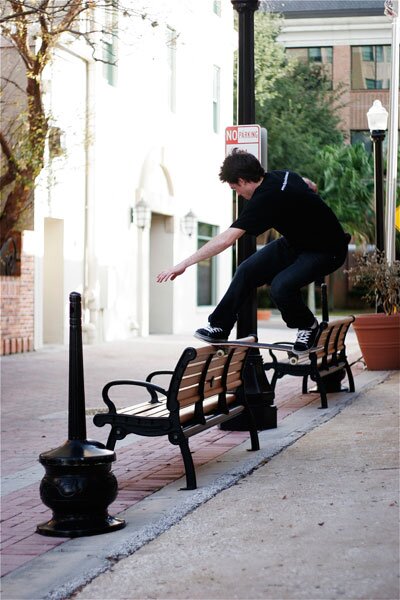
332,45,392,136
333,45,351,135
0,233,34,355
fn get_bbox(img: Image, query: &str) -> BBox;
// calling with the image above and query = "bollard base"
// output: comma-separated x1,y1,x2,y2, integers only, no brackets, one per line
37,439,125,538
37,514,125,538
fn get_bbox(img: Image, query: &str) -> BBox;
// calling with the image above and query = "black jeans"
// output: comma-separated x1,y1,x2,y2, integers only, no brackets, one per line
209,237,347,333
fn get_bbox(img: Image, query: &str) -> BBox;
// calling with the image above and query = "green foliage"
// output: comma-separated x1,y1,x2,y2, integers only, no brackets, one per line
251,12,379,244
253,13,287,109
260,61,344,174
253,12,344,175
313,143,374,243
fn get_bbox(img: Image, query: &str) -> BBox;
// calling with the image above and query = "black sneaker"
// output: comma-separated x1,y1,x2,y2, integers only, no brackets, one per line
194,325,229,343
293,321,319,351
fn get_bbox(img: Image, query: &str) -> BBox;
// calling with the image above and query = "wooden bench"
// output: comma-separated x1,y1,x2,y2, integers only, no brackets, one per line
93,337,260,490
263,317,355,409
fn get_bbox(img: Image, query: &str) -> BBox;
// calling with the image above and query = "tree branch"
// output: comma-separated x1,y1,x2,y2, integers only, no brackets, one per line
0,132,18,190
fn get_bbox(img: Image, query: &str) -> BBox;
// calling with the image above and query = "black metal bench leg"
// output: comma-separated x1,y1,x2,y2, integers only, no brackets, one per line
345,361,355,392
245,407,260,451
302,375,308,394
106,428,120,450
315,373,328,409
270,371,279,391
178,437,197,490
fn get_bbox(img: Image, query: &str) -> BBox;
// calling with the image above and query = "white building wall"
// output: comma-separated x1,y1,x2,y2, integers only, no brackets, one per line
89,0,235,340
35,0,235,345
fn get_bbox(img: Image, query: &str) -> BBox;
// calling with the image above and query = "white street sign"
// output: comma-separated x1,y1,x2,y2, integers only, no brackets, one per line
225,125,261,160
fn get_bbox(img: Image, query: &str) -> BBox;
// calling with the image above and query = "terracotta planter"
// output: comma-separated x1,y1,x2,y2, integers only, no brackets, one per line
353,313,400,370
257,309,272,321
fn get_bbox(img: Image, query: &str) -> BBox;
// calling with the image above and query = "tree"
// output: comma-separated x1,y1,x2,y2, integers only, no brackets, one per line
253,12,344,176
251,12,377,244
313,143,374,244
0,0,152,249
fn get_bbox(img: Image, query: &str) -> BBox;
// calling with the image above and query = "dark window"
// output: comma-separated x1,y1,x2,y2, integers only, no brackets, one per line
286,47,333,83
197,223,218,306
351,45,393,90
213,65,220,133
350,130,372,153
350,130,392,155
167,26,177,113
213,1,221,16
103,0,118,86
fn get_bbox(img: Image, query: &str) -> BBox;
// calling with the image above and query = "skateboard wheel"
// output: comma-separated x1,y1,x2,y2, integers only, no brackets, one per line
216,349,225,357
289,356,298,365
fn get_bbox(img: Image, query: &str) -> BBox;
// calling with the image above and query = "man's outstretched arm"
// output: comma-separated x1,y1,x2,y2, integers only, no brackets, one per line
156,227,244,283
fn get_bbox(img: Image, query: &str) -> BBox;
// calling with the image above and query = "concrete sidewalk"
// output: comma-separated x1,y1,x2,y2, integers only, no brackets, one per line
1,320,398,599
74,370,399,600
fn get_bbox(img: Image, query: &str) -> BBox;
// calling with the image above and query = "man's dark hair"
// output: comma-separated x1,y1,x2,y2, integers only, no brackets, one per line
219,149,265,183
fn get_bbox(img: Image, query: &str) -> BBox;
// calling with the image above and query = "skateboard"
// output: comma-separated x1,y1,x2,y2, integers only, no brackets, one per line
207,340,323,365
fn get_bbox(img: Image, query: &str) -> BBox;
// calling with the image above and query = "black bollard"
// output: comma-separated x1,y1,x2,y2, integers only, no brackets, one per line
37,292,125,537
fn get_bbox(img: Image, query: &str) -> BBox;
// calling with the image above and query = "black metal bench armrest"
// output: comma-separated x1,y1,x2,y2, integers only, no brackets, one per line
102,379,168,412
146,370,174,383
267,342,293,361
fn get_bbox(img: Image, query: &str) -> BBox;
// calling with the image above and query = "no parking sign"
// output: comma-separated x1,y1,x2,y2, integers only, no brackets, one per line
225,124,267,168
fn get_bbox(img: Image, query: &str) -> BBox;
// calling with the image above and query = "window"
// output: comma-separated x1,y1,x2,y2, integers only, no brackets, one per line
286,47,333,82
351,46,392,90
351,130,391,154
212,65,220,133
350,130,372,153
167,26,177,113
197,223,218,306
102,0,118,86
213,1,221,16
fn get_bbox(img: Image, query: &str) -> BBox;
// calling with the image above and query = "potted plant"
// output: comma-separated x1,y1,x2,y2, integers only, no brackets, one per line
346,250,400,370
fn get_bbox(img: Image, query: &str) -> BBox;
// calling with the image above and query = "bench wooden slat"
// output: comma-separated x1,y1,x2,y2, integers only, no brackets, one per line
94,338,260,490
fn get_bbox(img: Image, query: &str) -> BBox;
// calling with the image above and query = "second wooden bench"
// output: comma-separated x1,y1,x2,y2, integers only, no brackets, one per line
263,317,355,409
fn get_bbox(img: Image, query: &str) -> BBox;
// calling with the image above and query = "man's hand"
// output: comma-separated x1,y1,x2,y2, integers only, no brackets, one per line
156,265,186,283
156,227,244,284
303,177,318,193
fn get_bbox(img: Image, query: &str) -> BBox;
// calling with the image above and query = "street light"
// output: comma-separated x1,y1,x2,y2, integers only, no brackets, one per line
367,99,388,255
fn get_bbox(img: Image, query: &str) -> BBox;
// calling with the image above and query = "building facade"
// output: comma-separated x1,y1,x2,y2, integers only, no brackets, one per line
267,0,396,146
1,0,236,352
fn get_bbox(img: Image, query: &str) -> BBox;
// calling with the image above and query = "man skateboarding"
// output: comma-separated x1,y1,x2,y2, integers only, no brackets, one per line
156,150,349,351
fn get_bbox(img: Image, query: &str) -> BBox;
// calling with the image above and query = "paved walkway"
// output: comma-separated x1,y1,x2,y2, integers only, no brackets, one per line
74,370,400,600
1,320,397,599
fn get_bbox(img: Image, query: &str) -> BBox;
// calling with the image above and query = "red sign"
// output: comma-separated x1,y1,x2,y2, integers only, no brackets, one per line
225,125,261,160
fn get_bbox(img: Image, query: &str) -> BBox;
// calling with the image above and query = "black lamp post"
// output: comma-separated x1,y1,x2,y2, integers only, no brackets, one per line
223,0,276,431
367,99,388,255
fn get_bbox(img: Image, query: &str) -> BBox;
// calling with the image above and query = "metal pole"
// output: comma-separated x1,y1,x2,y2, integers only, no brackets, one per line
226,0,276,431
370,131,386,255
233,0,258,338
68,291,87,440
384,0,399,264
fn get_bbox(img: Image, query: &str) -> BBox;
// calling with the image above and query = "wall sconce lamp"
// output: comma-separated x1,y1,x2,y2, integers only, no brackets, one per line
181,209,197,237
130,198,151,230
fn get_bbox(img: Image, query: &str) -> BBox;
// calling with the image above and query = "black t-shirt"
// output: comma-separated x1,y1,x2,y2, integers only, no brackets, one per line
230,170,348,255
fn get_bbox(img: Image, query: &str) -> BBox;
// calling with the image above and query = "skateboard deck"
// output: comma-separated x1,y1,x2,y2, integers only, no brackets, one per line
207,340,323,365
